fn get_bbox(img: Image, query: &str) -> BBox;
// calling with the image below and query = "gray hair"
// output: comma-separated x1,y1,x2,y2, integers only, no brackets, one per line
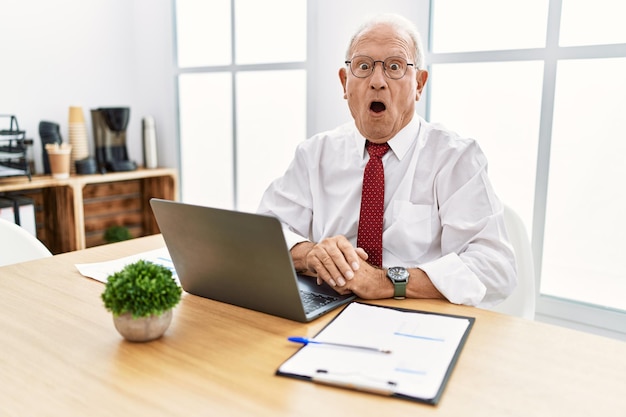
345,13,425,70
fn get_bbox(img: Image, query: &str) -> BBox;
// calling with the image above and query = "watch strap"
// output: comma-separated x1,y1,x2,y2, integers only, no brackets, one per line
393,279,407,299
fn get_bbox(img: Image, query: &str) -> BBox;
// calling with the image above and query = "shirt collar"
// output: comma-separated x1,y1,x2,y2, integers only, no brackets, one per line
355,115,421,161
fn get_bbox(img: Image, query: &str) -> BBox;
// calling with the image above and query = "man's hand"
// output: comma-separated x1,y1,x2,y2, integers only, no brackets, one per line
291,237,446,300
291,236,393,298
291,235,365,286
291,238,444,300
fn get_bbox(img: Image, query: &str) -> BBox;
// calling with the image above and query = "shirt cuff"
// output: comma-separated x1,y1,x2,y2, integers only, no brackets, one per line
418,253,487,306
282,227,310,250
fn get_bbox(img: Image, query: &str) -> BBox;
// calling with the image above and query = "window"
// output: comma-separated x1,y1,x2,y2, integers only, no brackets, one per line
431,0,548,52
543,57,626,311
428,0,626,337
175,0,307,212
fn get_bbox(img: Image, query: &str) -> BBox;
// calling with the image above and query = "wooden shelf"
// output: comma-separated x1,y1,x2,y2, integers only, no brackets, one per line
0,168,177,253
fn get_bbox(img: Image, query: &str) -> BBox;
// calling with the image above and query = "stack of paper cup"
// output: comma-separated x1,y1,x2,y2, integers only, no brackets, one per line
68,106,90,174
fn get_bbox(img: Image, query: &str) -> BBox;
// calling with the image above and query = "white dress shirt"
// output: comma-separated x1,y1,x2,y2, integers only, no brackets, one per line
257,115,516,307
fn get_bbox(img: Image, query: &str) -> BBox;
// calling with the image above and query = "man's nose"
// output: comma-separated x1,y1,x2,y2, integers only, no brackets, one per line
369,62,387,89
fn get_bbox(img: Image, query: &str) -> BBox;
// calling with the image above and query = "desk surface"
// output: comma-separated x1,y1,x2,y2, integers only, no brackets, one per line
2,235,626,417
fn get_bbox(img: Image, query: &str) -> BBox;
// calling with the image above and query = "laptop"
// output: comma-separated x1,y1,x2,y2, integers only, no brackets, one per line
150,198,356,322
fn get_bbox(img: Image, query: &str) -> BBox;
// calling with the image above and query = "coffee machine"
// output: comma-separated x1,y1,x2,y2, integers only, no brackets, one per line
91,107,137,173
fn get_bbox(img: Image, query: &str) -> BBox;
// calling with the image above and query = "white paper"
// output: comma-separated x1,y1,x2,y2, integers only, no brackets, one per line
278,302,471,401
75,247,179,285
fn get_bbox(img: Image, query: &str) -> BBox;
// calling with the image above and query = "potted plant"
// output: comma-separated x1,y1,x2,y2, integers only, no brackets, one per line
101,259,182,342
103,225,132,243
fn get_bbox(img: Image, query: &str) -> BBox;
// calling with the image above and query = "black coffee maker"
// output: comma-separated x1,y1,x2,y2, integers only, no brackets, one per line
91,107,137,173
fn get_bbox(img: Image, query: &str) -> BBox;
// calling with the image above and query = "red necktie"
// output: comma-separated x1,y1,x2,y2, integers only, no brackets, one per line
357,141,390,267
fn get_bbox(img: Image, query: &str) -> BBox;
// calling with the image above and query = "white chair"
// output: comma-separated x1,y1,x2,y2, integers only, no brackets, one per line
0,217,52,267
489,205,537,319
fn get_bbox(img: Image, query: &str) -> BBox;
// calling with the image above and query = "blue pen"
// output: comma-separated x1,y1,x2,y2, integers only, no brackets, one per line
288,336,392,354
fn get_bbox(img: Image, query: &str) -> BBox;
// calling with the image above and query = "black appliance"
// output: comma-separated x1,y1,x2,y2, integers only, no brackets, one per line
91,107,136,173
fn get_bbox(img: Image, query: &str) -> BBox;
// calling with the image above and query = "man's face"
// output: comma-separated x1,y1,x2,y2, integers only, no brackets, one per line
339,24,428,143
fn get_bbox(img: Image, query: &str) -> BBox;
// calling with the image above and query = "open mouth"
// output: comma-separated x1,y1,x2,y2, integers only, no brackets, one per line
370,101,386,113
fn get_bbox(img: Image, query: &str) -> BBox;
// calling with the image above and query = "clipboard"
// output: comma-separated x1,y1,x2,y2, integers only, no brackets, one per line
276,302,475,405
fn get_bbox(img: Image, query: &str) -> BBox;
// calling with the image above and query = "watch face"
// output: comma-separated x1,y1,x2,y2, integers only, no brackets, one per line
388,266,409,282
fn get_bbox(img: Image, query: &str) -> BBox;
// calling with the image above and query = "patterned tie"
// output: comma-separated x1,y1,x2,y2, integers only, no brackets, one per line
357,141,390,267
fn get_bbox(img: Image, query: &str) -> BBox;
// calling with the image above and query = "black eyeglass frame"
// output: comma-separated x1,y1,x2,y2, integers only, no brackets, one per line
344,56,415,80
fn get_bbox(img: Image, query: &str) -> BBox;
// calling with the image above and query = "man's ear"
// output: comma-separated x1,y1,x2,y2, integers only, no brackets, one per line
339,67,348,99
415,69,429,101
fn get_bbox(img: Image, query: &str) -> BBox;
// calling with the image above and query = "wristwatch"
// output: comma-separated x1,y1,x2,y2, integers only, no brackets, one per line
386,266,409,299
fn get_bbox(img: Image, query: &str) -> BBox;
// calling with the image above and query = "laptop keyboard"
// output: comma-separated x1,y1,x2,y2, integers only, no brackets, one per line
300,290,339,313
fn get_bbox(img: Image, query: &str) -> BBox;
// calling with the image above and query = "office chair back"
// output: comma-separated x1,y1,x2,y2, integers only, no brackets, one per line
489,205,537,319
0,218,52,267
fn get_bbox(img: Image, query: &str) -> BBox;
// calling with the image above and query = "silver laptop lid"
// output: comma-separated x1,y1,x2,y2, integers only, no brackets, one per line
150,199,354,322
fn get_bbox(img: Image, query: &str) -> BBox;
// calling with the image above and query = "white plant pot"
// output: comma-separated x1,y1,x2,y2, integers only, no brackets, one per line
112,309,173,342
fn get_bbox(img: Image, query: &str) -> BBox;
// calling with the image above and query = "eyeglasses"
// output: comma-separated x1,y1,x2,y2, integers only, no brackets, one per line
345,56,414,80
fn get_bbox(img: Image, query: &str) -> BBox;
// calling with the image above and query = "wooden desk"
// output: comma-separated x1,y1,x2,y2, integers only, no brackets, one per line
2,235,625,416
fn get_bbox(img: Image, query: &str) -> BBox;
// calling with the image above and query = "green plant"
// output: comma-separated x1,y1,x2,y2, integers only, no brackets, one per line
103,225,132,243
101,260,182,318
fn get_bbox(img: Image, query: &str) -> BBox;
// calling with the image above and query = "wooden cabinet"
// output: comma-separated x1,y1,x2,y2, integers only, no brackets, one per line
0,168,177,253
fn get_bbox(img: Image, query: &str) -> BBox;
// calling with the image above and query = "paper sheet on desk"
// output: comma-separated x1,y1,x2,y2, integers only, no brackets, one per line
75,248,179,285
277,302,473,404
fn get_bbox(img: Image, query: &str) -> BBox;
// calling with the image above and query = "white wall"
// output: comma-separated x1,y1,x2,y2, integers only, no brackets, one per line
0,0,177,174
